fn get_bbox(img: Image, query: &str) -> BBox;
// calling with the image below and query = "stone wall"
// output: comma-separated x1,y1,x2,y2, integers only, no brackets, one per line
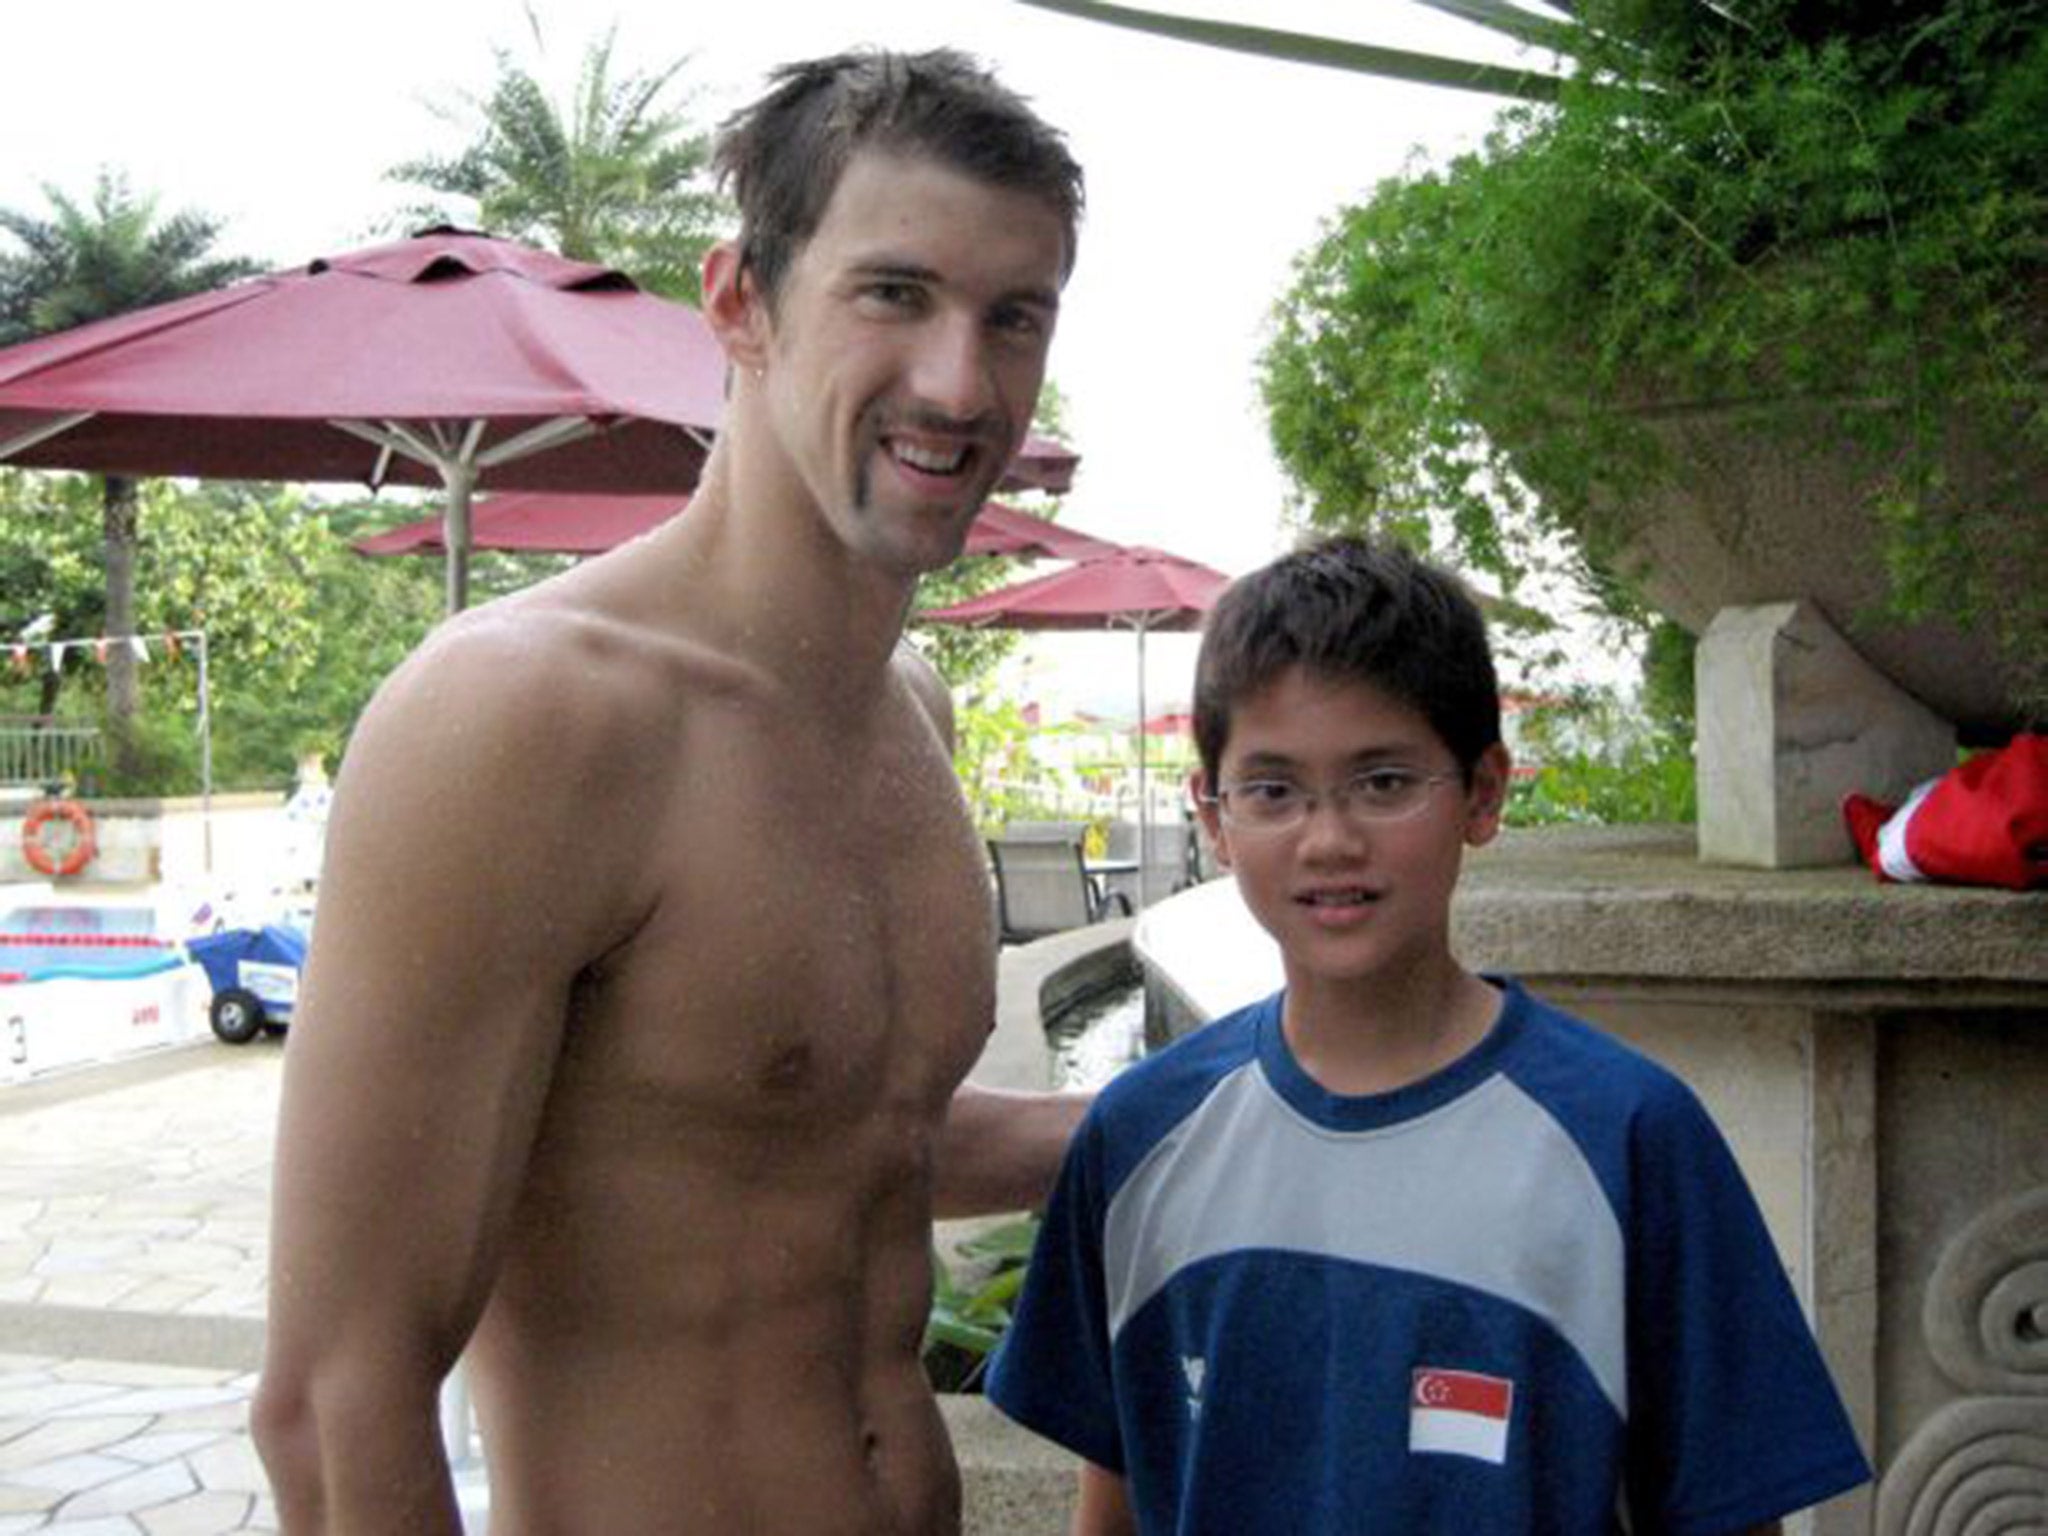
0,794,165,885
0,792,289,893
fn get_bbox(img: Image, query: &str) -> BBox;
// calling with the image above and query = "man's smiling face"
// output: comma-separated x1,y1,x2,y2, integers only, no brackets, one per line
755,147,1067,576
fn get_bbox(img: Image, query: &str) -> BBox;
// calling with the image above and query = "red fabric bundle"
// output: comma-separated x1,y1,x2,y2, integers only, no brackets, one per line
1843,734,2048,890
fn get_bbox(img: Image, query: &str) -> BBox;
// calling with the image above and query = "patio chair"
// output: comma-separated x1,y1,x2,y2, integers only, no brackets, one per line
1001,819,1091,844
987,837,1132,945
1104,813,1207,907
1187,812,1222,883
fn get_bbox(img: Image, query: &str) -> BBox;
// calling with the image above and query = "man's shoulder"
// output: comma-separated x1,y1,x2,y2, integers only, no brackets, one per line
376,581,748,751
334,589,751,896
318,582,756,990
890,642,955,751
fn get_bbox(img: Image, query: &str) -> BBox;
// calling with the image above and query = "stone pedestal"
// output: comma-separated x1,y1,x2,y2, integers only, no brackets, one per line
1696,602,1957,868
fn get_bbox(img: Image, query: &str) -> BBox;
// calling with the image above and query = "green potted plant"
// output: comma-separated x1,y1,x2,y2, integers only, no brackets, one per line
1251,0,2046,736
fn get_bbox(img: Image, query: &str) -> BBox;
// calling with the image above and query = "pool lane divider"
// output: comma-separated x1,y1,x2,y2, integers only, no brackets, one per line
0,931,187,985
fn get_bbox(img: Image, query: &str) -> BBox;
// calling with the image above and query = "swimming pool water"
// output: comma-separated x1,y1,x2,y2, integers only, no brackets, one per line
0,905,180,982
1047,979,1148,1091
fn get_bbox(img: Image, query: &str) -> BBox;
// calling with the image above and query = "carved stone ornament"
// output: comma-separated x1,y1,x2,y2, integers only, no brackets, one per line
1924,1188,2048,1397
1877,1188,2048,1535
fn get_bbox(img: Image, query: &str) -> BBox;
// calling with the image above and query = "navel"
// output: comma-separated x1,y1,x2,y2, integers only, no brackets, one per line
759,1038,815,1093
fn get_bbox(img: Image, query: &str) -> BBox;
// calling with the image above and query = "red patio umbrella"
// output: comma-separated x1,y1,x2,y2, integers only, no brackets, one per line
352,491,685,556
351,491,1120,561
921,545,1232,903
920,544,1228,631
0,227,1080,612
963,501,1119,561
1008,435,1080,499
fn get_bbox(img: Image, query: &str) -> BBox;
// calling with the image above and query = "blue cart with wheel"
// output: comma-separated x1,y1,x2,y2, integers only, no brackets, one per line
186,924,309,1044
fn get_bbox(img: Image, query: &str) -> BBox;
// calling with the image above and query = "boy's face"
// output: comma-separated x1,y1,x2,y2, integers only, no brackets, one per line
737,147,1066,576
1193,666,1510,996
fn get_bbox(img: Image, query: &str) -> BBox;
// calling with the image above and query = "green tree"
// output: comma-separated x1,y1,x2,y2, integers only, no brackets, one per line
1257,0,2048,717
0,471,104,719
197,502,441,789
389,10,728,301
0,472,441,793
912,552,1030,687
0,172,262,773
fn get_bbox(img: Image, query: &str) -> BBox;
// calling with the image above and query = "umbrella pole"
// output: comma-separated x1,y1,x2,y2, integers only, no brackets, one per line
1136,623,1149,910
197,630,212,876
443,465,477,615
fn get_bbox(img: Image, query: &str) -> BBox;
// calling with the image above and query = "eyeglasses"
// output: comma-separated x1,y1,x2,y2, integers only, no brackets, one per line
1202,768,1463,835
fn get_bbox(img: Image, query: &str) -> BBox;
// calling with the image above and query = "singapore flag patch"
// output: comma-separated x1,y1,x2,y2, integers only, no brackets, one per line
1409,1368,1514,1464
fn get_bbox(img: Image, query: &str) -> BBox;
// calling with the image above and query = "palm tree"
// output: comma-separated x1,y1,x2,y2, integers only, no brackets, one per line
0,172,261,777
389,13,728,303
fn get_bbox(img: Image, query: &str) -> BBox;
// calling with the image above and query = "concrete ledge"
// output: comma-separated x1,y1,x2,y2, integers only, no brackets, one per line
973,919,1136,1094
0,1301,265,1372
1142,829,2045,1029
1456,826,2046,996
944,1396,1079,1534
0,1038,220,1119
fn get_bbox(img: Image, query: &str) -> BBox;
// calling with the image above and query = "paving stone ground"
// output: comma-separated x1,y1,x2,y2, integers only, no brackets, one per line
0,1044,281,1533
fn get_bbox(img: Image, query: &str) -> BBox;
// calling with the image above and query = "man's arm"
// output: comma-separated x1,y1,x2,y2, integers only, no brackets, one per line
1071,1460,1136,1536
251,630,645,1532
896,642,1090,1219
931,1083,1090,1217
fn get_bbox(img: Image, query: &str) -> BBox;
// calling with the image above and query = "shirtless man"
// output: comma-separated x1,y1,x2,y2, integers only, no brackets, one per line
252,50,1087,1534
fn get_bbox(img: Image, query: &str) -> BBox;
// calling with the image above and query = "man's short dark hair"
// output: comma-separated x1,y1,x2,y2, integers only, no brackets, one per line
712,48,1084,306
1193,535,1502,786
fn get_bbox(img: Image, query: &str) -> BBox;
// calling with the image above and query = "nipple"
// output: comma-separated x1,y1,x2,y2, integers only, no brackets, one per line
759,1039,814,1093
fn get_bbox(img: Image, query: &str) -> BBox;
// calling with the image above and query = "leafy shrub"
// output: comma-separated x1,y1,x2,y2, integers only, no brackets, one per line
1505,685,1696,826
1263,0,2048,715
924,1217,1040,1394
1507,748,1696,828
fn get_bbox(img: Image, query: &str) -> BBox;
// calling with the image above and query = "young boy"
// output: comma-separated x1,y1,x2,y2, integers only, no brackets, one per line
986,536,1871,1534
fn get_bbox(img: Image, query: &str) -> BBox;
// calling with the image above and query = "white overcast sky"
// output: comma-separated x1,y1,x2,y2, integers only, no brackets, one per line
3,0,1574,714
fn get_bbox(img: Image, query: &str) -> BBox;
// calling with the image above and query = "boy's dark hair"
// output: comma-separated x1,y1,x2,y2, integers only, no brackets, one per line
1193,535,1502,785
712,48,1084,307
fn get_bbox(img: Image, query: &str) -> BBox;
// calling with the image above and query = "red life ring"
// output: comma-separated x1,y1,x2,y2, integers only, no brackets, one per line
21,799,97,878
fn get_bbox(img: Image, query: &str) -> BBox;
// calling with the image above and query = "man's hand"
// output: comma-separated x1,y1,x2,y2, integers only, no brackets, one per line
1071,1461,1136,1536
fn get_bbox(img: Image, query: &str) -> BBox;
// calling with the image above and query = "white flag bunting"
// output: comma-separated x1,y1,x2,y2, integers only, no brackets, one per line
6,629,201,676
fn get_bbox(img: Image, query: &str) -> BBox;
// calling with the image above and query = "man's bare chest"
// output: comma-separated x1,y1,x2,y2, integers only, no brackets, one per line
549,730,997,1138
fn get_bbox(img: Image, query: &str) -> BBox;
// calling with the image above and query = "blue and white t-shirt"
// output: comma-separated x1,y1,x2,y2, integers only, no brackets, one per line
987,980,1869,1535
